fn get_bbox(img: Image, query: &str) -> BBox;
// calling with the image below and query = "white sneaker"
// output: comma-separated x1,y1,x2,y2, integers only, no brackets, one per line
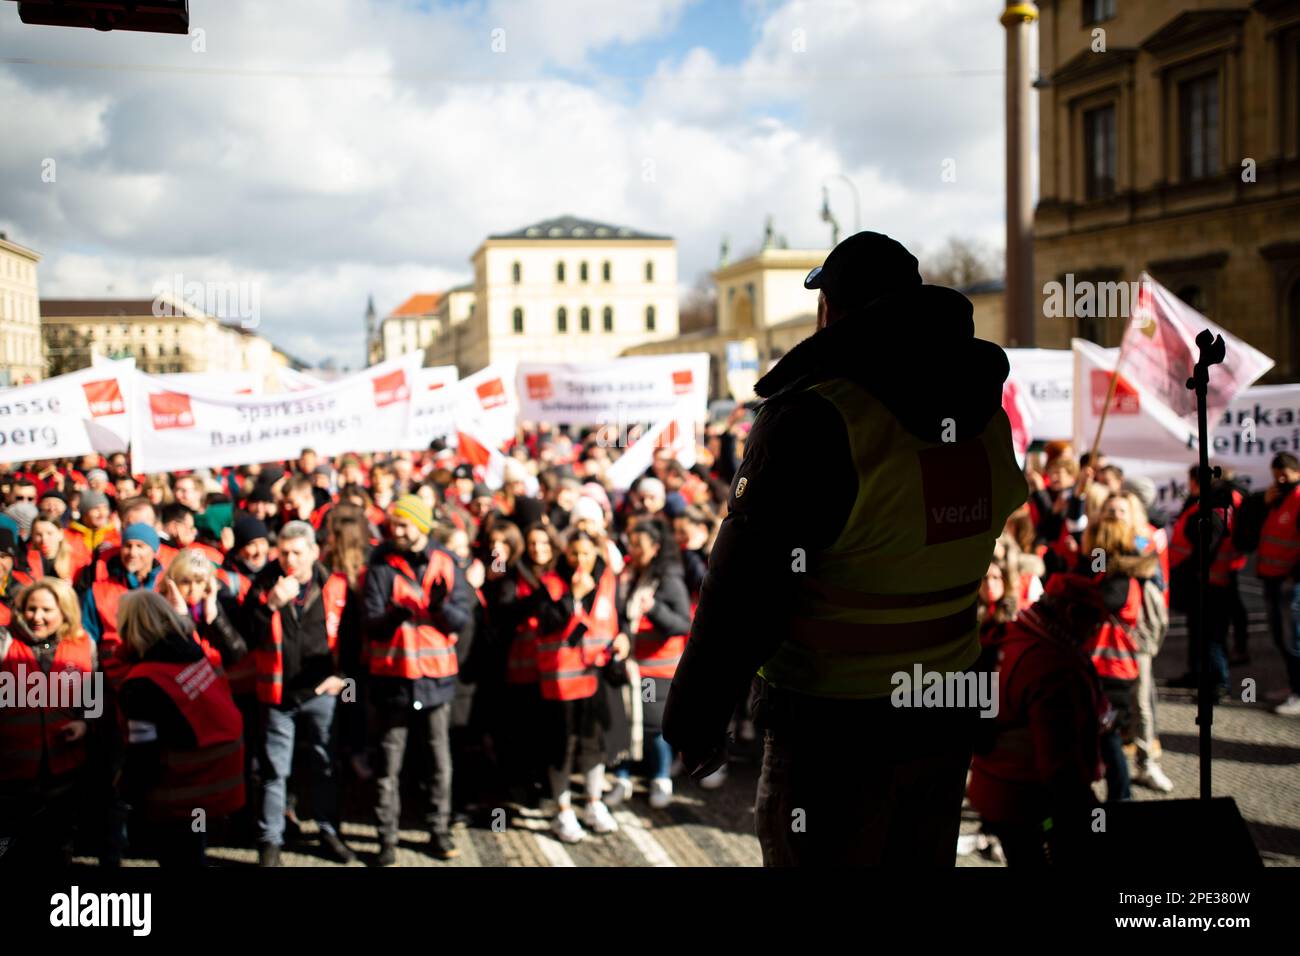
581,800,619,834
648,778,673,809
1274,694,1300,716
1133,763,1174,793
698,763,728,790
550,807,584,843
604,776,633,808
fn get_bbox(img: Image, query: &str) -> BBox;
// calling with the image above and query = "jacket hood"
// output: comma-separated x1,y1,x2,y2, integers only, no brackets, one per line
1107,551,1159,580
754,284,1009,442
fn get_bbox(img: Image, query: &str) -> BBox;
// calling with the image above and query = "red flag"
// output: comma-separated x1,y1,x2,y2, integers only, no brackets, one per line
456,430,493,468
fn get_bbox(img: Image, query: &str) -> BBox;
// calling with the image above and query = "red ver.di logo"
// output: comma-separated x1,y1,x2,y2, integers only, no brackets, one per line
372,369,410,407
149,391,194,430
477,377,507,409
82,379,124,417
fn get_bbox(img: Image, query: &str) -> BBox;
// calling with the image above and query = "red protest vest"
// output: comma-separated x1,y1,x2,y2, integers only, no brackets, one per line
1257,485,1300,579
367,551,459,680
121,657,245,820
0,632,94,781
1168,497,1245,587
1086,575,1141,681
252,573,349,704
0,570,35,628
536,567,617,701
507,571,566,685
25,548,45,581
631,583,688,680
217,567,257,696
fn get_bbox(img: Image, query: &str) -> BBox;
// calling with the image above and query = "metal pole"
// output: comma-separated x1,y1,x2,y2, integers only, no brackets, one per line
1002,2,1039,348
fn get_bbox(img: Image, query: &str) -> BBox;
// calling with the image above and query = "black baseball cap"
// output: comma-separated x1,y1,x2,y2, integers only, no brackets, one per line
804,231,922,312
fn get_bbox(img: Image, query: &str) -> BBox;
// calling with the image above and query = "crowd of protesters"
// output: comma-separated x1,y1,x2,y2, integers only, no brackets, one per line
968,442,1300,864
0,410,749,866
3,416,1300,868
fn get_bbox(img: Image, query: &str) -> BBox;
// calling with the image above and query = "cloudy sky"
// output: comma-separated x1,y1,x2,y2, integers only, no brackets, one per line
0,0,1030,367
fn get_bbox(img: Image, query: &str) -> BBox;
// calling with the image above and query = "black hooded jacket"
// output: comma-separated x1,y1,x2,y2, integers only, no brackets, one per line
662,285,1014,766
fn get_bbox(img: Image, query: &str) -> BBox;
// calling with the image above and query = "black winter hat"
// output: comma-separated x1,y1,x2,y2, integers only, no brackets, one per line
232,516,269,550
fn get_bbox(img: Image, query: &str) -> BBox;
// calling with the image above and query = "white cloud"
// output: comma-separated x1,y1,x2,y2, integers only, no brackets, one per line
1,0,1014,366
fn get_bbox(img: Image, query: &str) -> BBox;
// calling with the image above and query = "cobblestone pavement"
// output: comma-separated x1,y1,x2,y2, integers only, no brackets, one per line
81,576,1298,868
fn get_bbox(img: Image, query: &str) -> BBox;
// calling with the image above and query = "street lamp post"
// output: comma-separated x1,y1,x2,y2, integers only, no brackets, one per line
820,174,861,247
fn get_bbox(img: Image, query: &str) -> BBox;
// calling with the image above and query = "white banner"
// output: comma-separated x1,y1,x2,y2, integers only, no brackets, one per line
516,354,711,427
154,371,262,396
1006,348,1072,441
605,407,698,491
453,362,519,450
272,366,327,393
0,360,135,461
401,365,461,451
129,354,422,473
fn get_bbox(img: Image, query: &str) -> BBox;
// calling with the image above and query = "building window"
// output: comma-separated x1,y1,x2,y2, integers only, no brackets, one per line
1083,0,1116,25
556,261,566,283
513,307,523,334
512,261,521,284
1180,73,1220,181
603,306,613,332
1176,284,1206,313
580,306,590,332
602,261,611,282
158,344,166,356
174,345,181,355
557,307,567,333
1084,104,1117,199
645,305,656,331
645,260,654,282
579,261,589,282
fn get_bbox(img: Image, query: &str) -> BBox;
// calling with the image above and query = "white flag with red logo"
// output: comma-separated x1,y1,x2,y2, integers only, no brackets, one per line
1071,338,1193,465
1000,377,1036,468
0,359,135,458
1121,273,1273,423
605,406,698,491
457,426,539,495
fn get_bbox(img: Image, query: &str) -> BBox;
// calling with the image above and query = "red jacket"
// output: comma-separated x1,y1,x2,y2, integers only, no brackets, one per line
968,607,1104,825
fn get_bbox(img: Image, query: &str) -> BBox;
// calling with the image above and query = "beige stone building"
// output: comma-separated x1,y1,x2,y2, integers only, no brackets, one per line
379,292,442,363
40,297,291,377
1034,0,1300,380
424,216,679,377
0,232,43,385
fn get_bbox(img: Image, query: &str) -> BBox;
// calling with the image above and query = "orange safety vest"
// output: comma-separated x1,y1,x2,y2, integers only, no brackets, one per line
507,571,566,685
630,580,689,680
121,657,245,820
367,551,459,680
1257,485,1300,579
0,632,94,781
536,567,617,701
217,566,258,696
1168,495,1245,587
1086,575,1141,681
251,573,349,705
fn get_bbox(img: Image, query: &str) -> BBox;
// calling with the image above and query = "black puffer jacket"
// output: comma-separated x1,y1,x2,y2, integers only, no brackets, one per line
663,285,1015,769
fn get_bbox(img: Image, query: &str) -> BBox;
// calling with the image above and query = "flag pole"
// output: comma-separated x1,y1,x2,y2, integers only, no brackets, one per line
1087,325,1134,463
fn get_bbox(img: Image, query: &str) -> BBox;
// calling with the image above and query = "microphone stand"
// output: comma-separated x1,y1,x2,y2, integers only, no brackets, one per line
1187,328,1226,800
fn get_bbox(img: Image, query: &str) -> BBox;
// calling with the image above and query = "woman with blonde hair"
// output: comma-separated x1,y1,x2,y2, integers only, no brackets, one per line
28,516,89,583
116,589,245,866
161,549,246,679
0,578,96,865
1075,493,1159,802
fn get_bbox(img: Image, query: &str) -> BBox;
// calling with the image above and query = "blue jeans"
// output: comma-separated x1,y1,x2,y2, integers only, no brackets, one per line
1100,729,1131,802
258,693,339,847
615,732,674,782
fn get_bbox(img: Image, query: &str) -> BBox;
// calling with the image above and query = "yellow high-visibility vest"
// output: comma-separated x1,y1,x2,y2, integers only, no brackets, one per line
758,377,1027,699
